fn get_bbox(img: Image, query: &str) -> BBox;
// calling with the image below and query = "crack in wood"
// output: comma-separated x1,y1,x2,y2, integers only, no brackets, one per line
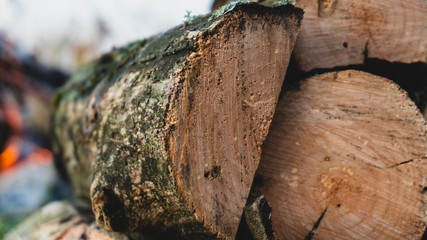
363,40,369,61
304,207,328,240
388,159,414,168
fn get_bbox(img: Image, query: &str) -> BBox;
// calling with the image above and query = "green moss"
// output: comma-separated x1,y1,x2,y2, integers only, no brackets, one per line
244,196,273,240
184,10,203,25
269,0,295,6
52,90,63,109
210,0,252,20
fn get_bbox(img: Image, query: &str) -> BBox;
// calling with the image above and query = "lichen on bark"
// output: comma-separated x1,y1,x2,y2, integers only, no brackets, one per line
52,7,232,237
243,196,274,240
52,3,302,238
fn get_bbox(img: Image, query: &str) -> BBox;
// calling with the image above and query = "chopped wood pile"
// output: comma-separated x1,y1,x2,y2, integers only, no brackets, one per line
6,1,426,240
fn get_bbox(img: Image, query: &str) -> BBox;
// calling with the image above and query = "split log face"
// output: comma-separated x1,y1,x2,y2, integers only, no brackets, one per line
166,10,300,238
294,0,427,71
52,3,303,239
254,70,427,239
212,0,427,72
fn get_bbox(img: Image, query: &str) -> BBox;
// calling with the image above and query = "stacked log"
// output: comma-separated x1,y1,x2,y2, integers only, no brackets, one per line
213,0,427,118
212,0,427,70
4,201,128,240
7,1,427,239
252,70,426,239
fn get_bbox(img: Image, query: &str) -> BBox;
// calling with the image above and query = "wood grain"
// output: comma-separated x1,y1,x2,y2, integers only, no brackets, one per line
167,7,302,239
255,70,427,239
294,0,427,71
212,0,427,72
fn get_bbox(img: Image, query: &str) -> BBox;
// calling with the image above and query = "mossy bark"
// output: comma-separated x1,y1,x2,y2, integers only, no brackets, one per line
4,201,132,240
243,196,274,240
52,8,227,239
52,3,303,239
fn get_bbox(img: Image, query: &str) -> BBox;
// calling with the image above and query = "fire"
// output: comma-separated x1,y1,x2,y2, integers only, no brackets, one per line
0,142,19,171
0,91,53,172
0,102,22,171
0,137,53,171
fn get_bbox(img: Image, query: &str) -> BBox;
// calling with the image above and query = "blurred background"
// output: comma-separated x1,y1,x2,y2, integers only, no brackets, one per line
0,0,212,72
0,0,211,237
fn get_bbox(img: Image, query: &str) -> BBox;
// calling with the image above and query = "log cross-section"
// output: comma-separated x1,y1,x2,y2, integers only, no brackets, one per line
293,0,427,71
52,3,303,239
213,0,427,72
254,70,427,239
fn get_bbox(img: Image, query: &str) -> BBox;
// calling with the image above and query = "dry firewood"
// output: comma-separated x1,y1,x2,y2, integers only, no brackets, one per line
212,0,427,72
4,201,128,240
52,3,303,239
251,70,427,239
293,0,427,71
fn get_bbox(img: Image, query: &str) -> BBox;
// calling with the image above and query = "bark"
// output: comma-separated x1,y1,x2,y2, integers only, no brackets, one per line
213,0,427,72
4,201,131,240
243,195,274,240
251,70,427,239
52,3,303,239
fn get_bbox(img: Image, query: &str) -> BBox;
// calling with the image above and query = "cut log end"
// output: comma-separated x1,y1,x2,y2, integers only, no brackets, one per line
166,5,302,239
294,0,427,72
255,70,427,239
212,0,427,72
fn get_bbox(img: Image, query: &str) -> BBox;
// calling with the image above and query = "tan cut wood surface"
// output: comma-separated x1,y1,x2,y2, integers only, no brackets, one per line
167,7,301,238
294,0,427,71
255,70,427,239
212,0,427,72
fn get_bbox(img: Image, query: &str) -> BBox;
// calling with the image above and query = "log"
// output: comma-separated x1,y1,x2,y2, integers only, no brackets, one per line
4,201,128,240
251,70,427,239
212,0,427,72
52,3,303,239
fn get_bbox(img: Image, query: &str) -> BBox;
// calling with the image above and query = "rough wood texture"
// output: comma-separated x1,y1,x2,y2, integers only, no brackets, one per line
52,3,302,239
213,0,427,72
294,0,427,71
252,70,427,239
4,201,129,240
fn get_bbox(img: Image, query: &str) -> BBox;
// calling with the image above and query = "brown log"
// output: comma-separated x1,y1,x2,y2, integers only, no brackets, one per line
4,201,128,240
251,70,427,239
212,0,427,72
52,3,303,239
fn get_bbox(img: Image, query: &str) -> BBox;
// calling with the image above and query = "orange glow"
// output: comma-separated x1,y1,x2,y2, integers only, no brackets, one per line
0,144,19,171
24,148,53,164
